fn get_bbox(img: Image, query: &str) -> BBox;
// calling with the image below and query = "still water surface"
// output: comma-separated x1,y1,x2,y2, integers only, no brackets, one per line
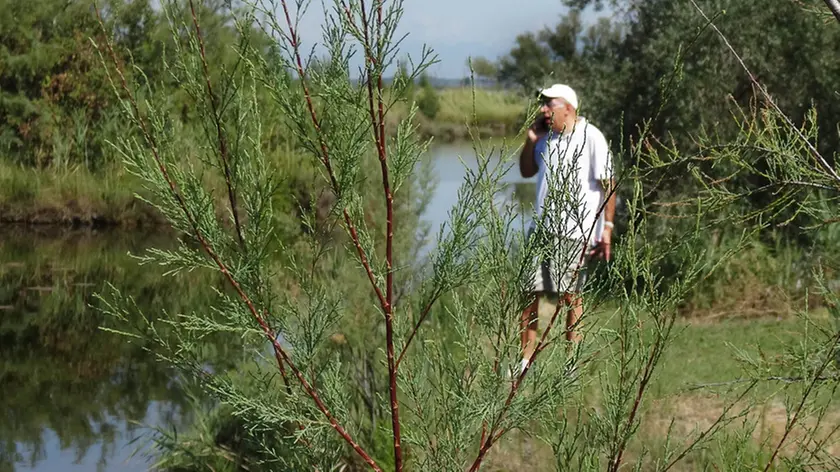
1,142,535,472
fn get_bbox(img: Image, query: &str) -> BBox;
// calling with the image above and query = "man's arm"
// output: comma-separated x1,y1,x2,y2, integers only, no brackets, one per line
601,178,616,227
591,127,616,260
593,178,617,261
519,128,541,178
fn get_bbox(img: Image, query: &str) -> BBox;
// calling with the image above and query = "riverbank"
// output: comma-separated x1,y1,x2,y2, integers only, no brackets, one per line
403,87,527,141
0,163,166,227
0,88,525,228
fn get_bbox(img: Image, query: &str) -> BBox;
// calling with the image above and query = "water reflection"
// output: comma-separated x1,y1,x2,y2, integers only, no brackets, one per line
0,142,537,472
0,228,235,472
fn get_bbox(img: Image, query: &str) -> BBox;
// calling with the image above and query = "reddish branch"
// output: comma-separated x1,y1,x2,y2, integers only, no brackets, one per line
395,290,442,369
662,381,757,472
467,291,569,471
188,0,245,249
277,0,340,192
357,1,403,469
607,342,660,472
469,170,624,470
274,0,387,314
267,308,293,394
94,5,381,471
278,0,403,469
344,211,389,308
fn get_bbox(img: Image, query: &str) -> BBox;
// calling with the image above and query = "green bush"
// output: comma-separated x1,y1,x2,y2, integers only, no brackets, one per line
417,83,440,119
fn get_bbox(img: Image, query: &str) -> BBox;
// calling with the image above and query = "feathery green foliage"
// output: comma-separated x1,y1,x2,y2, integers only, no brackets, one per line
93,1,840,471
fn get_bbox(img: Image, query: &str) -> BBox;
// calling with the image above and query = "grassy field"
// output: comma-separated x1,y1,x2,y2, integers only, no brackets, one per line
388,87,529,141
481,301,839,471
146,292,837,471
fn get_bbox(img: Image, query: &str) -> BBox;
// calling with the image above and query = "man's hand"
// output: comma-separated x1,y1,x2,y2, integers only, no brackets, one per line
589,226,612,261
527,127,540,144
528,117,548,143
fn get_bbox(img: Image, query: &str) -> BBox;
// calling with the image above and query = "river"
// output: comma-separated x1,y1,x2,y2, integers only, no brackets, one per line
0,141,534,472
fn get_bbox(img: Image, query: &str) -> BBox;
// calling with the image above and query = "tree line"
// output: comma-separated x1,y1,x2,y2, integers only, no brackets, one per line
471,0,840,313
0,0,278,169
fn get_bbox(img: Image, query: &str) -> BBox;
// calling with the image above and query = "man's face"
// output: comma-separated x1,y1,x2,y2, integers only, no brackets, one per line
539,97,571,130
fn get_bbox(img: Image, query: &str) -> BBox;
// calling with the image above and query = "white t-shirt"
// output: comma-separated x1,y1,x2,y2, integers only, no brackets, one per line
532,117,612,245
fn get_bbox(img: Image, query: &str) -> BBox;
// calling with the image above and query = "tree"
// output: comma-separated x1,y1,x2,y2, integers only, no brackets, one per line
499,0,840,156
96,0,840,471
417,73,439,119
496,0,840,269
0,0,268,170
467,56,498,85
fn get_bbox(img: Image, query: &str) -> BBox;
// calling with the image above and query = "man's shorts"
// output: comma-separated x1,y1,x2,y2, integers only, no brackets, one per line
526,226,590,295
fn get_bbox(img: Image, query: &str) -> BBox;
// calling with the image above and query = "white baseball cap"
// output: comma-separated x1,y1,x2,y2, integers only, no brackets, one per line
538,84,578,110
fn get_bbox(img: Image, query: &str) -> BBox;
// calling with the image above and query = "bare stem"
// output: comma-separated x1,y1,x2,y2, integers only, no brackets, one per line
277,0,340,192
358,1,403,469
608,340,660,472
468,165,625,471
344,209,388,308
468,272,579,472
274,0,401,469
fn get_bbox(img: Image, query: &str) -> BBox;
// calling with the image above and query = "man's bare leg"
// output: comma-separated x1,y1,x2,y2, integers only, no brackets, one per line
519,291,581,372
564,292,583,344
520,295,540,364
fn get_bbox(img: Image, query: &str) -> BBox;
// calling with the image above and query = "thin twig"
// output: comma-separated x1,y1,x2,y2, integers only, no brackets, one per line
270,1,388,316
662,381,758,472
799,397,840,467
188,0,246,249
685,375,840,391
276,1,339,192
274,0,401,469
608,340,662,472
344,213,388,308
690,0,840,186
394,290,442,369
761,331,840,472
467,285,572,472
468,145,626,471
93,5,381,471
823,0,840,23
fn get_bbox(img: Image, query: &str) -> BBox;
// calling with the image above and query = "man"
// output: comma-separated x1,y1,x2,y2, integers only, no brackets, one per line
517,83,616,373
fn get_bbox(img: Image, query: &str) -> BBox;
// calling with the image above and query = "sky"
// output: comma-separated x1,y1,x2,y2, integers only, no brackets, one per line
288,0,596,78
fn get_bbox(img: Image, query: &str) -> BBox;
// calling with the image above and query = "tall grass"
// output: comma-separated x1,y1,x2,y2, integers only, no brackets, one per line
387,87,527,141
0,162,158,226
